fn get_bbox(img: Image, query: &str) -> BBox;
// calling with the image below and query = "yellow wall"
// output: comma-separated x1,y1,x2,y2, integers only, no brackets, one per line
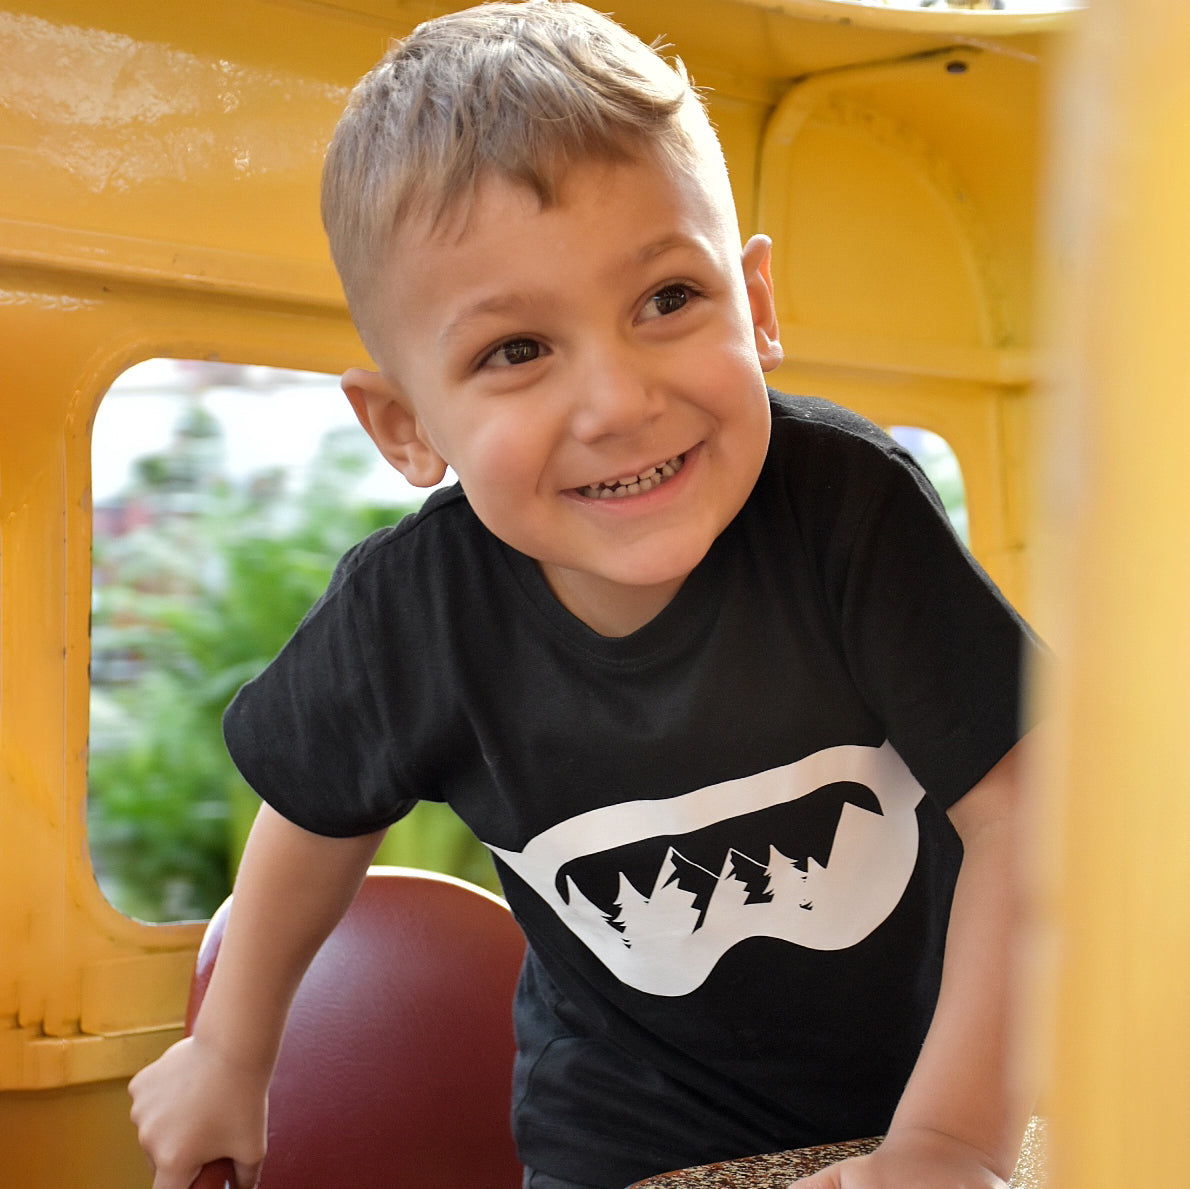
1037,1,1190,1184
1,1079,152,1189
0,1,1070,1184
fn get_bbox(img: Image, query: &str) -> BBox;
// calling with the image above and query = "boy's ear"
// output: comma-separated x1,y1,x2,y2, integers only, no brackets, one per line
741,234,784,374
341,367,448,488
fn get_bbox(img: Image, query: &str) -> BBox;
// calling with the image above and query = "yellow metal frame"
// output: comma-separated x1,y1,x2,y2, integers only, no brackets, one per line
1036,2,1190,1184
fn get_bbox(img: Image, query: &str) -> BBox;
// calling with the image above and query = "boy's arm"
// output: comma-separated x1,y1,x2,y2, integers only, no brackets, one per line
129,804,387,1189
792,730,1037,1189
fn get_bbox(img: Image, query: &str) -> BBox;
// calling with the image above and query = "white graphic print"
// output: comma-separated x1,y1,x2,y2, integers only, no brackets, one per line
490,741,925,997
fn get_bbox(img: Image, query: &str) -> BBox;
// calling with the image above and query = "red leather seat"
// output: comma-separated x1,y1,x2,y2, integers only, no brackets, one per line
187,866,526,1189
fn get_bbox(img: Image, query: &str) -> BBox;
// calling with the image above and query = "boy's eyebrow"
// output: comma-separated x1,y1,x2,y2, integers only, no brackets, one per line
633,233,709,266
439,233,714,348
440,293,538,349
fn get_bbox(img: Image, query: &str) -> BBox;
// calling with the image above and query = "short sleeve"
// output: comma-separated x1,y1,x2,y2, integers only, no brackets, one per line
222,533,422,838
803,417,1043,806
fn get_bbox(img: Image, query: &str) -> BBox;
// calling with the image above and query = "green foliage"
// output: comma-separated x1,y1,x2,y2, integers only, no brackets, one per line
89,670,240,922
89,420,498,922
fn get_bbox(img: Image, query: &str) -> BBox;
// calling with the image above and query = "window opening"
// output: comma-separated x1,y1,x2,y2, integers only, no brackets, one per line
88,360,493,922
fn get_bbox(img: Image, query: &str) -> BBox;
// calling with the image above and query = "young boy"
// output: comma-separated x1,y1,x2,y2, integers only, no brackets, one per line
130,3,1042,1187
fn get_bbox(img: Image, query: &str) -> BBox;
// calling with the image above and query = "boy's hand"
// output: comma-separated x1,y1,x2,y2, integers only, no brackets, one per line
789,1127,1009,1189
129,1035,269,1189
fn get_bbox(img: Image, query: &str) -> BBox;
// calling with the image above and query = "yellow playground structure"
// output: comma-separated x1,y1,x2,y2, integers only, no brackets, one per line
1,0,1186,1185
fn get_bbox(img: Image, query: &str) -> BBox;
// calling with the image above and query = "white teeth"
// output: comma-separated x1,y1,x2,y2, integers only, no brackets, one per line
577,453,685,500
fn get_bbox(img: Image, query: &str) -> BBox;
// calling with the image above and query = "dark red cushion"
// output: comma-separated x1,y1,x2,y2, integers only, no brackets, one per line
187,868,525,1189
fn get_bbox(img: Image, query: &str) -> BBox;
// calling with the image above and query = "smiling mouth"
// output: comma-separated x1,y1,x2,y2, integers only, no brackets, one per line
575,453,687,500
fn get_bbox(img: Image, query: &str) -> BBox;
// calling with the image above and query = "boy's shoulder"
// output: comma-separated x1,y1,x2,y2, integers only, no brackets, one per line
760,390,944,542
341,482,468,558
317,482,480,600
768,389,900,455
765,389,915,484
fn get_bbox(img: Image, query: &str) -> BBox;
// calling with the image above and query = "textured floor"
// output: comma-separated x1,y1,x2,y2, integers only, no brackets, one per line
630,1117,1047,1188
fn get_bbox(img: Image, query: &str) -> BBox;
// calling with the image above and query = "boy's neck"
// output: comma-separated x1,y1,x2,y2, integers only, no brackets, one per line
539,564,687,638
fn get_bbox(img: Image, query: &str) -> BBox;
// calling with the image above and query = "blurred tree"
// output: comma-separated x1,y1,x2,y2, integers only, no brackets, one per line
90,411,497,922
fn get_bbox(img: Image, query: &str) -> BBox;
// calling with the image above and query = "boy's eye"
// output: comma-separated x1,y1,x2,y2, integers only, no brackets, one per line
484,338,543,368
644,284,694,319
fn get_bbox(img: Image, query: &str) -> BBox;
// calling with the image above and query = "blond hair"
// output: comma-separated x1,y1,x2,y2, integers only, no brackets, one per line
321,1,723,337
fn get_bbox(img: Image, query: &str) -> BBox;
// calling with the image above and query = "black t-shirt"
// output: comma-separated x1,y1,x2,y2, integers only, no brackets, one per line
225,392,1042,1187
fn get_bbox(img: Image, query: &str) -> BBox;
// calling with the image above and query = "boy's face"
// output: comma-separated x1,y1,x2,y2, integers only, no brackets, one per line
346,154,783,636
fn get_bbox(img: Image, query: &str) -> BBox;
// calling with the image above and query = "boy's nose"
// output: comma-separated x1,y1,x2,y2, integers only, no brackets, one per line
570,351,663,443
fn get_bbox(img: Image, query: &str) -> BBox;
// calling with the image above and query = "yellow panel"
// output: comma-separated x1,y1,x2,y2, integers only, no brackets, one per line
1036,1,1190,1185
0,1080,151,1189
760,38,1045,353
0,0,371,303
755,24,1054,614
